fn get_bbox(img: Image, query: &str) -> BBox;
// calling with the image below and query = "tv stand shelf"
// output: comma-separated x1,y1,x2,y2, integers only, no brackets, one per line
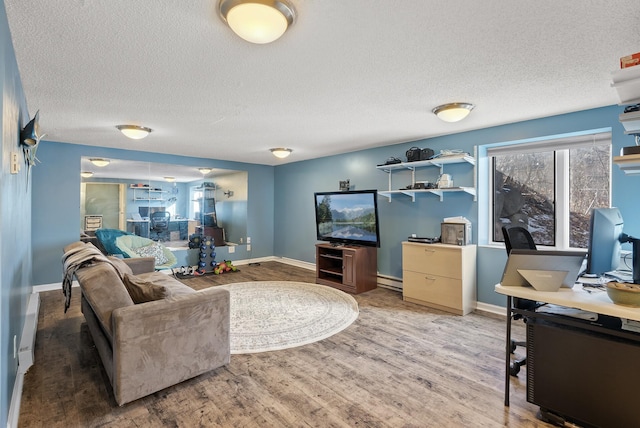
315,244,377,294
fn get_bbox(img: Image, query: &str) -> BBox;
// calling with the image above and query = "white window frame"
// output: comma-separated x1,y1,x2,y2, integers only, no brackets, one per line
484,130,612,250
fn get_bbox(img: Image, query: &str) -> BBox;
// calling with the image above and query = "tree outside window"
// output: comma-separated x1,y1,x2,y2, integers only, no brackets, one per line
491,135,610,249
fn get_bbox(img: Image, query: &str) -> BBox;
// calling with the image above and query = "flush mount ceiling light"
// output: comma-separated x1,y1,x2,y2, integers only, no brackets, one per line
89,158,110,167
80,171,94,178
270,148,292,158
219,0,295,44
432,103,475,123
164,176,176,182
116,124,153,140
198,167,213,174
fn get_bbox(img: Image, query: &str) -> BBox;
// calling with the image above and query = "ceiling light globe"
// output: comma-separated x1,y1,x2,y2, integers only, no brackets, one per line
116,125,152,139
220,0,295,44
80,171,94,178
432,103,475,123
270,148,292,158
89,158,110,167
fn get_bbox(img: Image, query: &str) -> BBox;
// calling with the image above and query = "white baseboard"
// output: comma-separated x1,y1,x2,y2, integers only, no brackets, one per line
7,371,23,428
475,301,507,317
32,280,77,293
275,257,316,271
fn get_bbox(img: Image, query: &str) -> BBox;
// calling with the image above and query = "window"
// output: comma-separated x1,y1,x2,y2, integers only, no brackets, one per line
190,187,203,220
488,132,611,249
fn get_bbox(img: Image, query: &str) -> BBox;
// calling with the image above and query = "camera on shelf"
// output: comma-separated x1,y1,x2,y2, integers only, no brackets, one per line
406,147,435,162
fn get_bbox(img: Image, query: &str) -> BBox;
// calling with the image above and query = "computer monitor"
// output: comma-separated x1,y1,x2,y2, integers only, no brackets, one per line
586,207,624,276
586,207,640,283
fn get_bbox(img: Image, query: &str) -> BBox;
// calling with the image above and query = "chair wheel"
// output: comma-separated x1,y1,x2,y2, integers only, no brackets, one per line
509,362,521,376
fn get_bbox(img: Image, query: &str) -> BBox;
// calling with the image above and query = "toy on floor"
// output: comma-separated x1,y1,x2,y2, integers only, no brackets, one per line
213,260,238,274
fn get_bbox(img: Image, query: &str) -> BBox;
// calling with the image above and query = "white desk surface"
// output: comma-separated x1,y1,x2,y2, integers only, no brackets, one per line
495,283,640,322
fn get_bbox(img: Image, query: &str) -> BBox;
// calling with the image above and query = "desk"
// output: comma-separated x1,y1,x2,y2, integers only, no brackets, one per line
495,284,640,426
126,219,149,237
127,219,190,240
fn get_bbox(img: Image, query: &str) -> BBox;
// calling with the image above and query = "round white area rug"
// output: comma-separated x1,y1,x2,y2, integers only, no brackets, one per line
220,281,359,354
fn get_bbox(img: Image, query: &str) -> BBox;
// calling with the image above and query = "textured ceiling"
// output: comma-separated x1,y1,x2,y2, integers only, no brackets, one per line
5,1,640,166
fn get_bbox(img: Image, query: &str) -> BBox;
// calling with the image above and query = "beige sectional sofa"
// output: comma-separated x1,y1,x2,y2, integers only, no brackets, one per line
63,241,230,405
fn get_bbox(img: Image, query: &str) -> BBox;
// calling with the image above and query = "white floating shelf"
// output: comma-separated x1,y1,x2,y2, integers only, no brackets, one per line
619,110,640,135
378,187,476,202
611,66,640,105
613,154,640,175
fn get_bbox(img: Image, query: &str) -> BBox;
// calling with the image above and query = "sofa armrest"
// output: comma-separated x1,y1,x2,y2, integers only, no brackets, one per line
110,287,230,405
123,257,155,274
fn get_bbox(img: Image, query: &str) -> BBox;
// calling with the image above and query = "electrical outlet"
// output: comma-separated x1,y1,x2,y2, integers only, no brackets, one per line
240,237,243,244
247,244,251,251
247,237,251,244
229,246,235,254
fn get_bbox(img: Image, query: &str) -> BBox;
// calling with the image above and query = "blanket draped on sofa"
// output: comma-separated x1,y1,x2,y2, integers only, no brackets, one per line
62,243,126,312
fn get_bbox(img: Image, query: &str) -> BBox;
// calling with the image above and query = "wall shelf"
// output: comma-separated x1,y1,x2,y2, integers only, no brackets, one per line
619,110,640,135
613,153,640,175
378,187,476,202
376,154,476,202
611,66,640,105
131,187,167,201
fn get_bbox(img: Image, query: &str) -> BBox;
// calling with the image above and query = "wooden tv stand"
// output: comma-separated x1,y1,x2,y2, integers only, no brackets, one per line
315,243,377,294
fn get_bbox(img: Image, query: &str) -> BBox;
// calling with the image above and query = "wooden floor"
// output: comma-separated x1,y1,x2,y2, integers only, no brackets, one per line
19,262,551,427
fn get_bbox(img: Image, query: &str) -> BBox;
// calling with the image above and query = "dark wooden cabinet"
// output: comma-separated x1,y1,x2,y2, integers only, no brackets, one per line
315,244,377,294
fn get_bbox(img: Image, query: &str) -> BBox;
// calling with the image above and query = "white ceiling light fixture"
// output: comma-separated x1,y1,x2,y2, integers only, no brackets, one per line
164,176,176,182
270,148,292,158
198,167,213,174
89,158,110,167
219,0,295,44
80,171,94,178
432,103,475,123
116,124,153,140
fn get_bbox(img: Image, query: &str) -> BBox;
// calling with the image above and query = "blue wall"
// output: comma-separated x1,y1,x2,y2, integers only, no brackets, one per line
31,142,274,285
1,1,32,424
273,105,640,307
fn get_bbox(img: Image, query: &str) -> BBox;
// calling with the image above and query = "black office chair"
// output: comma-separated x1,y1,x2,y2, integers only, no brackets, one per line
150,211,171,241
502,225,539,376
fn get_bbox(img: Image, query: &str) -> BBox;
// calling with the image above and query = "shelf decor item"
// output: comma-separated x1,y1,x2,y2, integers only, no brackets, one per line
20,110,46,187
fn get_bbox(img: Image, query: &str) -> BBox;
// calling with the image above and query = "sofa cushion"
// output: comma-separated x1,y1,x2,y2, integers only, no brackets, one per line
75,262,135,342
123,272,196,304
115,235,177,270
132,242,169,266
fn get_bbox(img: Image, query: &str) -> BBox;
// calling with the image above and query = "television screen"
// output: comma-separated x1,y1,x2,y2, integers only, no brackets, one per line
314,190,380,247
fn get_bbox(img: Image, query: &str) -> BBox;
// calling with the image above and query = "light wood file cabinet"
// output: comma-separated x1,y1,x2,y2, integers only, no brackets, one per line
402,242,477,315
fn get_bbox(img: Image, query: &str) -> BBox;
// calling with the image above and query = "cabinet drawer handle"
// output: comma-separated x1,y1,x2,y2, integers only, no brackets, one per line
424,276,436,281
423,249,436,253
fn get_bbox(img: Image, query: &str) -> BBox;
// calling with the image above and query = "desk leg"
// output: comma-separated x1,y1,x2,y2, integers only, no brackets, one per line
504,295,512,407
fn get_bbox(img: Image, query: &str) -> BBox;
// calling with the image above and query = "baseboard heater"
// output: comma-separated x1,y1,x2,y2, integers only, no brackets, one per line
19,292,40,373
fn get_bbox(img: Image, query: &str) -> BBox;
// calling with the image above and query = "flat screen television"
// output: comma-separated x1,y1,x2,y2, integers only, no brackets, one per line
314,190,381,247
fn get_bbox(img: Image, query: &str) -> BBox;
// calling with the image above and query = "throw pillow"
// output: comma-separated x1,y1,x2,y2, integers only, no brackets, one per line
133,242,169,266
122,274,169,304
